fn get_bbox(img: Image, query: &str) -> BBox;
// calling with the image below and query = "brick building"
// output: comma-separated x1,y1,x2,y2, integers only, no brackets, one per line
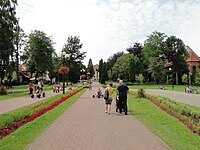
186,46,200,75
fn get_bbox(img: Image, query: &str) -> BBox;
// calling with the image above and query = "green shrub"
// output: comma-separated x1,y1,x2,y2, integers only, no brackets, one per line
137,88,145,98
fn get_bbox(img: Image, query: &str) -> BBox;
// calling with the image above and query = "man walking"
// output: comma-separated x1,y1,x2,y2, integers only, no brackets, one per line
117,80,129,115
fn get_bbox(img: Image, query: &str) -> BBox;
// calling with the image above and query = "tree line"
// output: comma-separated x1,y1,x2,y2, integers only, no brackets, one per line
99,31,200,85
0,0,97,85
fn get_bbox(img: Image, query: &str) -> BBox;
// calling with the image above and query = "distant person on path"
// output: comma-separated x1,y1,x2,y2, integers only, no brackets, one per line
28,81,34,95
38,80,44,92
117,80,129,115
104,83,114,114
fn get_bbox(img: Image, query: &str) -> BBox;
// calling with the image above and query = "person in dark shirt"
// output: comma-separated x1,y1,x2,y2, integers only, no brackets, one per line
117,80,129,115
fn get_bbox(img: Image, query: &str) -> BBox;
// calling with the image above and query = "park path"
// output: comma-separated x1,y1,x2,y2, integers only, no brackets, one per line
145,89,200,107
0,91,60,114
25,82,170,150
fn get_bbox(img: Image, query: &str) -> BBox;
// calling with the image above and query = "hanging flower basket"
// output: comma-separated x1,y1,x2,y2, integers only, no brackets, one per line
59,66,69,74
80,74,86,79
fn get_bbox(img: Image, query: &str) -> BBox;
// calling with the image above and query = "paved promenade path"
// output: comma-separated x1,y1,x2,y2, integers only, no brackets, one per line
0,91,61,114
25,82,170,150
145,89,200,107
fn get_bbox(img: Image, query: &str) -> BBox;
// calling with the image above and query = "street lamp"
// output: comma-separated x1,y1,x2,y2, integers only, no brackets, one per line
169,68,174,90
61,52,70,94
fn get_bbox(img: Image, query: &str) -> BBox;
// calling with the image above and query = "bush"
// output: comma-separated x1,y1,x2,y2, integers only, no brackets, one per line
0,85,7,95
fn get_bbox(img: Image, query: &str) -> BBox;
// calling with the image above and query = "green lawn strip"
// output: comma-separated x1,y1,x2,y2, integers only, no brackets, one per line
0,88,81,128
0,89,85,150
0,92,29,101
128,95,200,150
129,84,200,93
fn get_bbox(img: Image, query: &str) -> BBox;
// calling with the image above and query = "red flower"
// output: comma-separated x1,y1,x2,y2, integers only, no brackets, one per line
0,88,84,139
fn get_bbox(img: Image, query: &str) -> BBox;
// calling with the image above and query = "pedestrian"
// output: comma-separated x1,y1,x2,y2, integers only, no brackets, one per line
117,80,129,115
104,83,114,114
28,81,34,95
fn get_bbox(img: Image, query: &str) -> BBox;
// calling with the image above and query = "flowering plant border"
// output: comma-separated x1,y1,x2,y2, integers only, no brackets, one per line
0,88,84,139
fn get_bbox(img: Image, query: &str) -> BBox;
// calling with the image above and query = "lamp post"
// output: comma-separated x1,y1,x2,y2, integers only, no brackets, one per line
80,69,86,84
61,52,70,94
169,68,174,90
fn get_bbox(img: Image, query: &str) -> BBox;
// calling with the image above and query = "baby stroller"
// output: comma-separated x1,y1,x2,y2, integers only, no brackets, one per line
116,95,124,112
92,88,103,98
31,86,45,98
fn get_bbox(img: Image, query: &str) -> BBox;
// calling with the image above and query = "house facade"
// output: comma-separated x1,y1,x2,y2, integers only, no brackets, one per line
186,46,200,75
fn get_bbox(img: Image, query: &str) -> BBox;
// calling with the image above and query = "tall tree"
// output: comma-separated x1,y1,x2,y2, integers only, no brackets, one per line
22,30,55,79
107,51,124,70
147,57,166,84
99,59,108,84
0,0,18,82
87,58,94,78
126,42,143,58
142,31,166,58
142,31,166,82
13,22,26,83
62,36,86,83
162,36,188,84
111,54,139,82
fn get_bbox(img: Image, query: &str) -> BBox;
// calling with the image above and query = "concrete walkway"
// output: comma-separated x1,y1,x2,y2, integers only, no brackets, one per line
145,89,200,107
25,82,170,150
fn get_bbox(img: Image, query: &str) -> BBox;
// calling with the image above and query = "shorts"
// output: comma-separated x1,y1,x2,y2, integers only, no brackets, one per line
105,98,112,105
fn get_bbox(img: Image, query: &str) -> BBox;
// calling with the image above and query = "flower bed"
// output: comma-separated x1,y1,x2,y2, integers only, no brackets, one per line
0,88,84,139
129,90,200,135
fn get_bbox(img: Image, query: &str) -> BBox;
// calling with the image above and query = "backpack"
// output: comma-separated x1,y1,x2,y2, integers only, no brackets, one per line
104,89,109,99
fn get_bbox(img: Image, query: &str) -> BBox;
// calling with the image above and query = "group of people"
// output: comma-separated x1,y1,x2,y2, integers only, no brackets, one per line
103,80,129,115
185,85,192,93
28,80,44,95
53,83,62,93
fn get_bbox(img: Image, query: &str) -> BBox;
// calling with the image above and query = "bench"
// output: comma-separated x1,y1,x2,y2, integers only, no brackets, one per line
159,86,167,90
192,88,198,94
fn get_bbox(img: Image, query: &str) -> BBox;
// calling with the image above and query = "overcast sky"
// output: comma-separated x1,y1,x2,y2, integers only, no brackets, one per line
16,0,200,65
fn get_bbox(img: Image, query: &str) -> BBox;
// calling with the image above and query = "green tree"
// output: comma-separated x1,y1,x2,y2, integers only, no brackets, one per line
126,42,143,58
182,73,188,85
0,0,18,82
162,36,188,84
62,36,86,83
13,22,27,83
107,51,124,70
141,31,166,82
111,54,139,82
195,70,200,85
142,31,166,58
87,58,94,78
147,57,166,84
22,30,55,79
99,59,108,84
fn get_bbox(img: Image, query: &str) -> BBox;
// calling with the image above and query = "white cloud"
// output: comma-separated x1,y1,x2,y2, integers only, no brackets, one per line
16,0,200,65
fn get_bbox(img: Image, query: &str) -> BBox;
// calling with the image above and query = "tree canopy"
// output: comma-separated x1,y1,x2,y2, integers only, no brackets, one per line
0,0,18,82
87,58,94,78
21,30,55,78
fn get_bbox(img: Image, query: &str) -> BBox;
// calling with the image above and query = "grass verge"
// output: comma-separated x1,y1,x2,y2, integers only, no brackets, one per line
0,89,85,150
128,95,200,150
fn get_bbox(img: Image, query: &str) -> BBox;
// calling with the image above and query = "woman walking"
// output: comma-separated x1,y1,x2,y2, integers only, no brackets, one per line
104,83,114,114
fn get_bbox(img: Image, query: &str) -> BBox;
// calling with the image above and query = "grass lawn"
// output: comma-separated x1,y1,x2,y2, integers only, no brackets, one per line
0,89,85,150
128,84,200,93
0,92,28,101
128,95,200,150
